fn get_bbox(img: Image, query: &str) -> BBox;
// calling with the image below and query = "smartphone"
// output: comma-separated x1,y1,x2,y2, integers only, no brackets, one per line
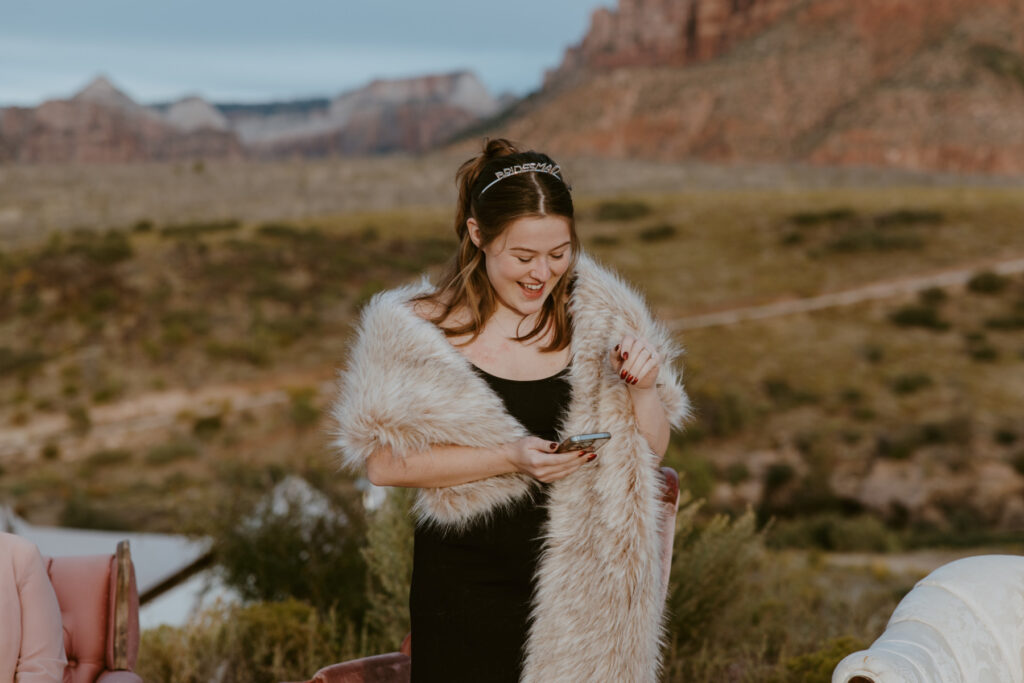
555,432,612,453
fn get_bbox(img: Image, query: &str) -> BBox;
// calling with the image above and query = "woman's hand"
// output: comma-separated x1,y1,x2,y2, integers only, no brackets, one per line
609,334,661,390
504,436,593,483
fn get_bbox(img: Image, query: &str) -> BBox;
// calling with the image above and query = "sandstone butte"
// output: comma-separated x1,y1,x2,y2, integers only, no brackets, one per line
505,0,1024,174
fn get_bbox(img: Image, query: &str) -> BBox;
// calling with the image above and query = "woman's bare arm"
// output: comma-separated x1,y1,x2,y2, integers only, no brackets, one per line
366,436,589,488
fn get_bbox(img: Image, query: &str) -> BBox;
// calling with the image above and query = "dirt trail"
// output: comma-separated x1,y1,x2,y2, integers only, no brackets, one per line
668,255,1024,331
7,254,1024,459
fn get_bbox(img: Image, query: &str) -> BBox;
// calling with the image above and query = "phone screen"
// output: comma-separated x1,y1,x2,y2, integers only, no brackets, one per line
556,432,611,453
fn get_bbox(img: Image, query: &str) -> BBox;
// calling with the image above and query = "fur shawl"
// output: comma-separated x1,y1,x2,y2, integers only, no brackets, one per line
332,253,689,682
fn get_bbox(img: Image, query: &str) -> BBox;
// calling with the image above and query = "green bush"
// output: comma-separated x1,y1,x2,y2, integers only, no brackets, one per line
288,388,321,429
138,600,362,683
0,347,48,378
768,513,899,552
60,493,133,530
967,270,1009,294
207,477,368,618
769,635,869,683
984,314,1024,330
888,372,933,395
146,440,200,465
361,487,417,652
638,223,677,242
788,208,856,226
688,388,748,439
594,199,653,221
918,286,948,306
160,219,241,239
888,305,950,331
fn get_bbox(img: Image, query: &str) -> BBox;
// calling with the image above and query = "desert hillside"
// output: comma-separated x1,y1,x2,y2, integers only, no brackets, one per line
498,0,1024,173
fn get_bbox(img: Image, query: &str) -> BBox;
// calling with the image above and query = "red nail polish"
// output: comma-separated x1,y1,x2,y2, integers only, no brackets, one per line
577,451,586,458
620,369,627,379
622,352,628,360
550,443,558,450
629,375,636,383
587,453,597,462
631,378,639,385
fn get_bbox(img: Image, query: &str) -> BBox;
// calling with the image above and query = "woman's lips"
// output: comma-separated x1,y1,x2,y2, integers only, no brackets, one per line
518,281,545,299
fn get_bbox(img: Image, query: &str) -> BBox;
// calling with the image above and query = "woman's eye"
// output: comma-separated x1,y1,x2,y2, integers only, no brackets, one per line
550,253,565,260
517,257,531,263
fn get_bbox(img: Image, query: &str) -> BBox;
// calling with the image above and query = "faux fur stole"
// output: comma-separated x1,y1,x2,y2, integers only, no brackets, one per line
331,253,689,681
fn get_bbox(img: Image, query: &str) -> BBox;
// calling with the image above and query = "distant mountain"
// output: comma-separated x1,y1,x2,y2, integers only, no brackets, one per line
501,0,1024,174
0,71,503,162
238,71,501,157
0,77,243,162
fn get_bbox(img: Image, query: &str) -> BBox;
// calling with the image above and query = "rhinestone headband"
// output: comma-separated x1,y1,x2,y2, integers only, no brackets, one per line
478,162,563,197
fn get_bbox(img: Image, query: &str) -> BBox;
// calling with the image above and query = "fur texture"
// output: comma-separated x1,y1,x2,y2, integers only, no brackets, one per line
331,253,689,681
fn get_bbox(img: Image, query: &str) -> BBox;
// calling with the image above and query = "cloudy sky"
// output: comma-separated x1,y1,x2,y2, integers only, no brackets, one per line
1,0,609,106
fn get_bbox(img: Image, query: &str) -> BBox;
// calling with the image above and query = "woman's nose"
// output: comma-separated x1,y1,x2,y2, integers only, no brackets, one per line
531,260,551,280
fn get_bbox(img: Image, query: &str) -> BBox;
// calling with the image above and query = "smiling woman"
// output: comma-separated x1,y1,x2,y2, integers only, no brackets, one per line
331,138,690,682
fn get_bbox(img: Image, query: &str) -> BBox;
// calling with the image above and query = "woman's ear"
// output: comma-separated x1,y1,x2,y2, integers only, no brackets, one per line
467,218,482,248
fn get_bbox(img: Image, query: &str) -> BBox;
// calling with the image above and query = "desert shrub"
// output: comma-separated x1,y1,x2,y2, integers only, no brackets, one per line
70,230,133,265
192,415,223,439
762,377,819,408
888,305,950,330
768,635,869,683
81,448,132,471
918,286,948,306
888,372,933,395
66,405,91,435
288,387,320,428
767,513,898,552
160,219,241,239
60,493,133,530
590,233,621,246
825,231,923,253
872,209,944,227
966,339,999,361
160,310,210,346
861,343,885,363
132,219,154,233
594,198,652,221
788,208,856,226
668,505,761,659
994,428,1018,446
1011,451,1024,476
41,443,60,461
638,223,677,242
984,314,1024,330
205,340,270,366
970,42,1024,87
876,417,972,460
763,463,796,496
146,440,199,465
687,388,748,440
207,476,368,617
137,599,362,683
723,462,751,485
0,347,47,378
967,270,1009,294
361,487,417,653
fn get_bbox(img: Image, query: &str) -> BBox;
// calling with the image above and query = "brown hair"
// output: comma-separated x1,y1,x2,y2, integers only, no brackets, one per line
417,138,578,351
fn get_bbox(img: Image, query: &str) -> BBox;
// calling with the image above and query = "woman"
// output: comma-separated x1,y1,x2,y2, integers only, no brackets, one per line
333,139,689,682
0,533,66,683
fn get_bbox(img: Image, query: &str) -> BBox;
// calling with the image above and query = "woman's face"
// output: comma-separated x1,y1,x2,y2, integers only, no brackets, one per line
470,215,573,317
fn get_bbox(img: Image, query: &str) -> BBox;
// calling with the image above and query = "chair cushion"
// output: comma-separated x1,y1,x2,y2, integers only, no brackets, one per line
46,555,112,683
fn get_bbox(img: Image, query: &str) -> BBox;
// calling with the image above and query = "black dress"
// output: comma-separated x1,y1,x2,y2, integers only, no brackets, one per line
409,365,571,683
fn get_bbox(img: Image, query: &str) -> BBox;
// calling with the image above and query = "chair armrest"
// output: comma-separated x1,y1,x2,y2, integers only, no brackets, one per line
96,671,144,683
309,653,410,683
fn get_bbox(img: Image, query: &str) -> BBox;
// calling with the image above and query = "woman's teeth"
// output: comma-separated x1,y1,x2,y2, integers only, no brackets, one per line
522,283,542,291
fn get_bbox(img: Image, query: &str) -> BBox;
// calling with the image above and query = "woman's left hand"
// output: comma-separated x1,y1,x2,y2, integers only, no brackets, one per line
609,335,660,390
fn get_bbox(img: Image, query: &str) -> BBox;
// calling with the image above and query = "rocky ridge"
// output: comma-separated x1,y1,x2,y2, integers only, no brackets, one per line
516,0,1024,173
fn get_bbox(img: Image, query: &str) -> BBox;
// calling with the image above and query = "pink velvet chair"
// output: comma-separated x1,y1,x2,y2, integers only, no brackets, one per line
291,467,682,683
44,540,142,683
